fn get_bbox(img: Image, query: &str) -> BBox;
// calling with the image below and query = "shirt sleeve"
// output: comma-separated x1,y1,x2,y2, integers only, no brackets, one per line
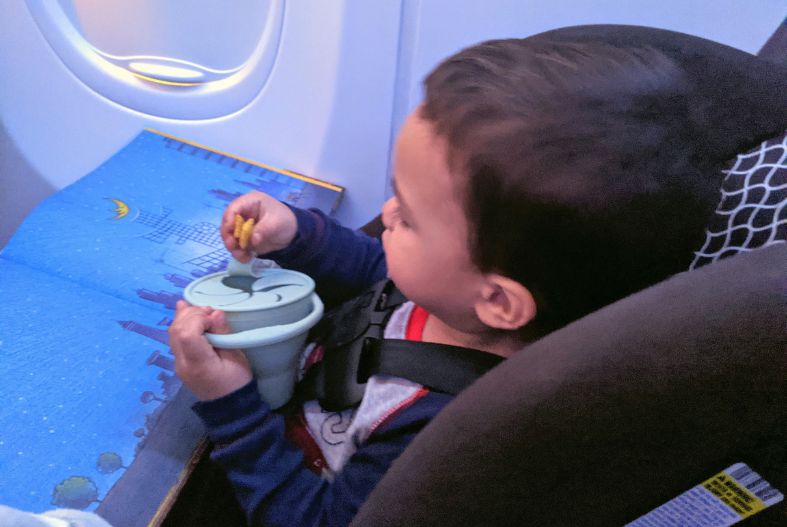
261,206,387,307
192,381,452,527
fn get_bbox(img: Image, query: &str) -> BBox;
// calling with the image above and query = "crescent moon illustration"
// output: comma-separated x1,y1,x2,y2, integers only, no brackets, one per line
109,198,130,219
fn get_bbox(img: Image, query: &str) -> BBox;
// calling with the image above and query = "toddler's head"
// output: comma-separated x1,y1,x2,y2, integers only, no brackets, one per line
384,38,719,336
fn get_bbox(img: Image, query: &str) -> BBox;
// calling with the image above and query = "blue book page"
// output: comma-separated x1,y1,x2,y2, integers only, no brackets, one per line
2,130,343,309
0,130,343,517
0,259,176,513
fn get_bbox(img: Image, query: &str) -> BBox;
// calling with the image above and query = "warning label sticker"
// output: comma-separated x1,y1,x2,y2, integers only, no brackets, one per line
626,463,783,527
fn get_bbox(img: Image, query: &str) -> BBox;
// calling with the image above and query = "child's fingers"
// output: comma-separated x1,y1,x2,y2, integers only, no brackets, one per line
230,247,253,263
207,310,232,336
170,303,251,400
173,300,211,321
173,300,191,322
169,306,218,363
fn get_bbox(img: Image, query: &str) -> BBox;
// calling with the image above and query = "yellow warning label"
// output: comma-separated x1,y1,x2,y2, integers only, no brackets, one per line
702,471,767,518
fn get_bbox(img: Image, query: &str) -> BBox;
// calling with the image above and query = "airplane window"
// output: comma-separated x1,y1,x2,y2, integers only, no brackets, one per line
60,0,270,72
26,0,284,118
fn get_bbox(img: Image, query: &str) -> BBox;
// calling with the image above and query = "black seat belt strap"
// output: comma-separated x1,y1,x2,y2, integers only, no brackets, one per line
358,338,504,397
294,337,504,411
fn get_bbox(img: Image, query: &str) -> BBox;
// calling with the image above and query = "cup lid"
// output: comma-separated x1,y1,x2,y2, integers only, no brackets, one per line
183,267,315,312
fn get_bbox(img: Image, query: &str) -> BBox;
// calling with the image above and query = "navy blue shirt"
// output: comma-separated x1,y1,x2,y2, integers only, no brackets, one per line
192,207,453,526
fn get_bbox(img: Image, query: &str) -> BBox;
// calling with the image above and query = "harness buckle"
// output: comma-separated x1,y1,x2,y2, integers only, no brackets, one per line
317,280,403,411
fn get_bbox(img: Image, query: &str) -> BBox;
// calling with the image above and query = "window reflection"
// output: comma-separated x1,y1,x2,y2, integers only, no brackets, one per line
58,0,271,71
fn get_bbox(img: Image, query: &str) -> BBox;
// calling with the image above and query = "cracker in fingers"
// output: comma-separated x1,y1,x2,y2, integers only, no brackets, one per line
239,217,255,250
233,214,244,239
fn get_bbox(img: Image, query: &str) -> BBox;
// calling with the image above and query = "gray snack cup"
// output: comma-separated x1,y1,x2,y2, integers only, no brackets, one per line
183,260,323,408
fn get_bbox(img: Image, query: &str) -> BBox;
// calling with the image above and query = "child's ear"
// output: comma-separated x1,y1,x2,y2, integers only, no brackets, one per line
474,275,537,331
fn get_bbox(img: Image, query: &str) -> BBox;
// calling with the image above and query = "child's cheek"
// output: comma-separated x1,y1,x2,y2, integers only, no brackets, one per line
382,235,403,280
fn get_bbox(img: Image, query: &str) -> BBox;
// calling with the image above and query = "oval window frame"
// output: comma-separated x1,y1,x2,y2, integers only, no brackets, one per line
26,0,285,120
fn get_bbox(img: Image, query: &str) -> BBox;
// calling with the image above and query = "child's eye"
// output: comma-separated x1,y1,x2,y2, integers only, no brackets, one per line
391,206,410,229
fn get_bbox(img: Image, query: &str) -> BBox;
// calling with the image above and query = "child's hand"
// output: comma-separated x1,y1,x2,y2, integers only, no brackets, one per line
221,191,298,263
169,300,253,401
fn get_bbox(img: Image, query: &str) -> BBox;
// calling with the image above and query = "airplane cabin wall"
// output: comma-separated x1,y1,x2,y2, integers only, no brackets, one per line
0,0,402,247
2,0,785,249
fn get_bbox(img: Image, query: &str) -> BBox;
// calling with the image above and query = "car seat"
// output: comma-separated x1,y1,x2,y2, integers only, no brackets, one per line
351,25,787,527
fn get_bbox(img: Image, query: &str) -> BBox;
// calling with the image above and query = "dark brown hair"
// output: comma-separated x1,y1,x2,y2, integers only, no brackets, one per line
422,39,722,330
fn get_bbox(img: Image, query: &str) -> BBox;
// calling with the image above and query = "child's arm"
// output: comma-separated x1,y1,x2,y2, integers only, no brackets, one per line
193,383,451,527
264,206,387,306
222,191,387,306
170,301,449,525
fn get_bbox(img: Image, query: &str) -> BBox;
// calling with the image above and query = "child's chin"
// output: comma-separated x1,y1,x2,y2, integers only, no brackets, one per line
388,275,413,301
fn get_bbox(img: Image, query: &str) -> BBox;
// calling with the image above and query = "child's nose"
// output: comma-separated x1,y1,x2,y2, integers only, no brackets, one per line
381,197,395,230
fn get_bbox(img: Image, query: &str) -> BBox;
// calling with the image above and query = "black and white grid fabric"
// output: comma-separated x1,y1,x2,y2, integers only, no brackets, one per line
691,131,787,269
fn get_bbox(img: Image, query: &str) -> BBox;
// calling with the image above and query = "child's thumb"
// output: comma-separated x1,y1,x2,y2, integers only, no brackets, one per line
208,310,232,335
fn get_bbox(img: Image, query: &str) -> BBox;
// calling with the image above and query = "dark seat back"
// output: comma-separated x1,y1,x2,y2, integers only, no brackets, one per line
351,25,787,526
352,242,787,527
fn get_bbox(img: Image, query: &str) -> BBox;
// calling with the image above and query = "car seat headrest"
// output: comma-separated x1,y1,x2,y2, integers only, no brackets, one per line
529,24,787,160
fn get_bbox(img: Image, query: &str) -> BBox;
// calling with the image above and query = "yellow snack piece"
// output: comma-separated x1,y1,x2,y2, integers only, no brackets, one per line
239,217,255,249
233,214,244,238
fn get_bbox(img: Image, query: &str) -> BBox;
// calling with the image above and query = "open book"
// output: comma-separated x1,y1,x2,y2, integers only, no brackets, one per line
0,130,342,519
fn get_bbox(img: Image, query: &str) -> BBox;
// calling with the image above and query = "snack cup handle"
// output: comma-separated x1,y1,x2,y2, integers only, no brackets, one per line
204,294,323,349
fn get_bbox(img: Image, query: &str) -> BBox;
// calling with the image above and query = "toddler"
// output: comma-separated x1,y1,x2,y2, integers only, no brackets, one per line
169,37,718,526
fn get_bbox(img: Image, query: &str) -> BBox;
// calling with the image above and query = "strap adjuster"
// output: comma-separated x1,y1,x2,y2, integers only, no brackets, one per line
290,279,502,412
315,281,403,410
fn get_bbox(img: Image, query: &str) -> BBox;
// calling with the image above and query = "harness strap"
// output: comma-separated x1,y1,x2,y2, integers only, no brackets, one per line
296,338,503,411
359,338,505,397
289,280,504,411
